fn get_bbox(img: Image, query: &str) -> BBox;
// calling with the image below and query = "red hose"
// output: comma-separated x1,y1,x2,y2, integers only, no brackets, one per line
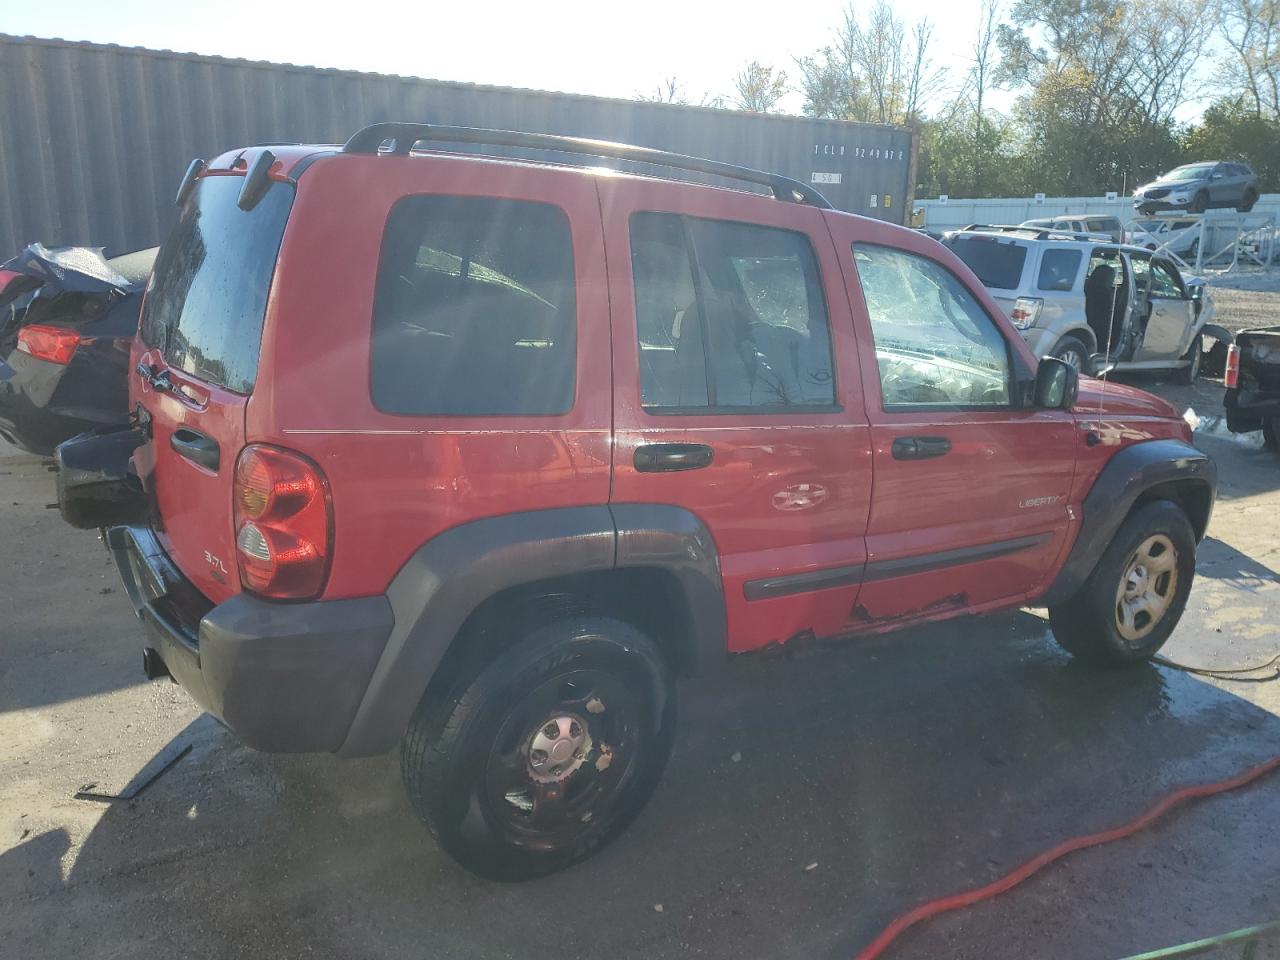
854,754,1280,960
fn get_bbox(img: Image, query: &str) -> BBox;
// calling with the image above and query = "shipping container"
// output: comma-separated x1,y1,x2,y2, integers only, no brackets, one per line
0,33,916,256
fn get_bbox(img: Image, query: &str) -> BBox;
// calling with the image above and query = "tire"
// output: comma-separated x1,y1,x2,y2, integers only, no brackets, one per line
1191,190,1209,214
1175,334,1203,384
1049,500,1196,665
1239,189,1258,213
1263,417,1279,451
1051,334,1092,374
401,616,676,881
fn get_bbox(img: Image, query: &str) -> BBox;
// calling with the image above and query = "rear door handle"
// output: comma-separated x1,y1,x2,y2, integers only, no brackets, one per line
170,427,220,472
891,436,951,460
634,442,714,473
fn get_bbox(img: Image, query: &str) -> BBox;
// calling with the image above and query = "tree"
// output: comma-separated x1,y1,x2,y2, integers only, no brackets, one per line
636,77,726,109
996,0,1211,194
795,1,945,124
637,77,690,105
732,61,789,113
1218,0,1280,119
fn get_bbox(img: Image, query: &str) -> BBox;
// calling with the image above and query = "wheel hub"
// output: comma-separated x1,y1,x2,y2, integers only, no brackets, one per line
1115,534,1178,642
527,714,591,783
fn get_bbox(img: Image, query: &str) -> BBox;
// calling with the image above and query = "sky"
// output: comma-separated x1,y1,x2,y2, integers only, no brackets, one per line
2,0,1017,115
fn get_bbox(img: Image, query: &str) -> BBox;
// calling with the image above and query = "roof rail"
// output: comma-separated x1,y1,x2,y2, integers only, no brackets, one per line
959,223,1109,243
341,121,833,208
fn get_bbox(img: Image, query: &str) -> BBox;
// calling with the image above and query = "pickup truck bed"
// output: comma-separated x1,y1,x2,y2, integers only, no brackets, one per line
1225,325,1280,445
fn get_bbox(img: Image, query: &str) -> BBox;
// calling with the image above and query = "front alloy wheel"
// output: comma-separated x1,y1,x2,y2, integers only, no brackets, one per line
1115,534,1179,642
1048,500,1196,665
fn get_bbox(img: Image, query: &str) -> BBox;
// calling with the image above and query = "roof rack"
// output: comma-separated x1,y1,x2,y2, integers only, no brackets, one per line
342,121,833,208
959,224,1111,243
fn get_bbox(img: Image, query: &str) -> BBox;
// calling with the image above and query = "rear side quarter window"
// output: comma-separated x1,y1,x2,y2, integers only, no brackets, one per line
1037,249,1083,291
370,196,577,416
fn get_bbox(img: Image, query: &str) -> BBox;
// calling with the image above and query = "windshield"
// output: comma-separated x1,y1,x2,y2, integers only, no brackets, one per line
944,236,1028,290
1165,164,1215,181
140,175,294,393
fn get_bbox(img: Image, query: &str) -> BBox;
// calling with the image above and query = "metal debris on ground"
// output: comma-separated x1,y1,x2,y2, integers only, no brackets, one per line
73,743,192,803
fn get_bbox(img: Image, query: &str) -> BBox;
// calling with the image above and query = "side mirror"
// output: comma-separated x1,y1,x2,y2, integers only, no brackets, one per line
1211,172,1224,180
1034,357,1079,409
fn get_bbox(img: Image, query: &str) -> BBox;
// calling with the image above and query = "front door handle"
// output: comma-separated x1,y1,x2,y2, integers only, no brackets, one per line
634,442,714,473
170,427,220,472
891,436,951,460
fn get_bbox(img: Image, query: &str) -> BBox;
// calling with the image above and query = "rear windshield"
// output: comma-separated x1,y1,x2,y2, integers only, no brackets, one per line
140,175,293,394
944,237,1028,290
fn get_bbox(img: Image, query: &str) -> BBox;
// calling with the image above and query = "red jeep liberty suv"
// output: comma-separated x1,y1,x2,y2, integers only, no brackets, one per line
58,123,1216,880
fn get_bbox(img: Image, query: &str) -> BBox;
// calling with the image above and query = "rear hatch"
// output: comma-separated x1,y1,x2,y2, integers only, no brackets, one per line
132,171,293,603
943,233,1030,318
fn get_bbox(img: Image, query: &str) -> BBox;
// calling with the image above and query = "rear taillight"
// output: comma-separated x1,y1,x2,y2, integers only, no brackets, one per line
1010,297,1043,330
1224,344,1241,389
232,444,332,599
17,324,80,364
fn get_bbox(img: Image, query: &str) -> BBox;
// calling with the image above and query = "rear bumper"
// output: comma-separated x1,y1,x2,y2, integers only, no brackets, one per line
1225,387,1280,433
109,525,395,753
0,349,126,455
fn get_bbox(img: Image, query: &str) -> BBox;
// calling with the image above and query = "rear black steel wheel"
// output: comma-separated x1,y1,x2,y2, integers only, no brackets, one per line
401,616,675,881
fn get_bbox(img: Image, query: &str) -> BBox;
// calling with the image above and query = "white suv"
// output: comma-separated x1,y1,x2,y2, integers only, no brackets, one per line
944,227,1215,381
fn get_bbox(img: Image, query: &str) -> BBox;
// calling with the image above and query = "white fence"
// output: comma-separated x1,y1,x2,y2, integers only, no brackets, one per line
914,194,1280,231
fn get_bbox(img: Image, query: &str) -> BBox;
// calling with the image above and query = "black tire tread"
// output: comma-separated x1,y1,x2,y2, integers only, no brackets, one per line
401,616,674,881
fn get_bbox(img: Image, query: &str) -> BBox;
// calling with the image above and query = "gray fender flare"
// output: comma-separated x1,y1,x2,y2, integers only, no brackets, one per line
338,504,725,757
1039,439,1216,607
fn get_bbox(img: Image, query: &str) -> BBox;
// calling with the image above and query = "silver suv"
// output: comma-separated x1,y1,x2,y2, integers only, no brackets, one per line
1021,215,1124,243
944,227,1215,381
1134,161,1259,215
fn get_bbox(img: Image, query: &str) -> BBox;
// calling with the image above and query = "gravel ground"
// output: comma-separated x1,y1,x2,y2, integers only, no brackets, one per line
1207,269,1280,333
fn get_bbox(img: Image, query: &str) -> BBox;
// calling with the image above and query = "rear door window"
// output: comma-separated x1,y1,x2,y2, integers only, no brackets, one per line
629,213,835,410
370,196,577,416
944,236,1028,290
1037,249,1082,291
140,175,293,394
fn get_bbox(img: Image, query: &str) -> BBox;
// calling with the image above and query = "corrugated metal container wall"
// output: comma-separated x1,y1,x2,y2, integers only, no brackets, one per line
0,34,916,256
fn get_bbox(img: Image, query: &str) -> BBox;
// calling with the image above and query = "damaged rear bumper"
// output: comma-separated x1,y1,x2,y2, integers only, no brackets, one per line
109,525,395,753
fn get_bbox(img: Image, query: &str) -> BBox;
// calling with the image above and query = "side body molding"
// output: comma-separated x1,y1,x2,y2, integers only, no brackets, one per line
1039,439,1216,607
338,504,727,757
